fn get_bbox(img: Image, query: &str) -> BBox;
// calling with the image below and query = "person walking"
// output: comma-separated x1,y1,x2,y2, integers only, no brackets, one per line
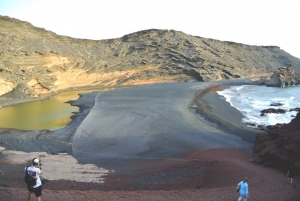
237,177,249,201
287,163,295,187
24,158,43,201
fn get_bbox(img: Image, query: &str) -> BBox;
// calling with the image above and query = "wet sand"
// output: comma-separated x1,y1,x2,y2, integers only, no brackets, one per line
0,80,299,200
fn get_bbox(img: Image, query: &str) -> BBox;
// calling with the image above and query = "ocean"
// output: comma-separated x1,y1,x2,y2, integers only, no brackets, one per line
217,85,300,127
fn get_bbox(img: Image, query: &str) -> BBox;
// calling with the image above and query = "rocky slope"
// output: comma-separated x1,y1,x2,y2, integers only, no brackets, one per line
1,15,300,98
266,67,300,87
254,111,300,173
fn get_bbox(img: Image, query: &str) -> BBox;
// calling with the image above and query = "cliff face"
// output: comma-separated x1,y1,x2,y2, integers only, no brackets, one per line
254,111,300,172
1,15,300,98
266,67,300,87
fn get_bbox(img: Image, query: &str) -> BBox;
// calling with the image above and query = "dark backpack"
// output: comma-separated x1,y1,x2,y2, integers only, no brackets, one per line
24,166,37,186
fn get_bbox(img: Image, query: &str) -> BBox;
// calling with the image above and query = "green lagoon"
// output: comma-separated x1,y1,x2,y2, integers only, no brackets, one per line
0,88,114,131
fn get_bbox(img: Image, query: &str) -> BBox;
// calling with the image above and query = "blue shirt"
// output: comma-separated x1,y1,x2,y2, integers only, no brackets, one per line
238,181,248,196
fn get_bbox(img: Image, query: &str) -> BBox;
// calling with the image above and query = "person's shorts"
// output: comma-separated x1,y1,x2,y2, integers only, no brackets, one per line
27,185,42,197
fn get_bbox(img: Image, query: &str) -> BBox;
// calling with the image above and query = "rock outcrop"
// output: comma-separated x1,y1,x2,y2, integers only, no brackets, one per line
254,111,300,173
1,15,300,98
266,67,300,87
260,108,287,116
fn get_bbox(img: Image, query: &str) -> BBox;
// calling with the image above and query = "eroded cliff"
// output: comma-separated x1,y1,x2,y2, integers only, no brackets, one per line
266,67,300,87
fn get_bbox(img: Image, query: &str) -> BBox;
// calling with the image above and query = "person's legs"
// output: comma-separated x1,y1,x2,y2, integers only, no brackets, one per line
34,185,42,201
27,192,33,201
291,178,293,185
27,186,35,201
238,195,247,201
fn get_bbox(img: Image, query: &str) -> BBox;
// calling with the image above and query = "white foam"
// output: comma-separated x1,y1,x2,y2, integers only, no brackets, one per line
217,85,300,126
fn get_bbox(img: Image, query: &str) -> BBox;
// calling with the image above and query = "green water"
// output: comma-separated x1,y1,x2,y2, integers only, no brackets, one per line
0,88,114,131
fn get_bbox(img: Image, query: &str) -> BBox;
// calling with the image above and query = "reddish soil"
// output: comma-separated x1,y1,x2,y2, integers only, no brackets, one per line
1,148,299,201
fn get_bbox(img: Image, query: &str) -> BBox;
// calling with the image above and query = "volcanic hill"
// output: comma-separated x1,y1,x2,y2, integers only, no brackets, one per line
1,15,300,98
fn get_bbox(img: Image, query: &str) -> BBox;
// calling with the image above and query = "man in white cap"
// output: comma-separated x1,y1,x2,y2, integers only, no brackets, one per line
24,158,43,201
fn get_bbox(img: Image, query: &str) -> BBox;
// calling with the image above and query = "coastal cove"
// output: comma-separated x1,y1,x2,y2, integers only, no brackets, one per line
1,11,300,200
1,80,299,200
0,80,259,156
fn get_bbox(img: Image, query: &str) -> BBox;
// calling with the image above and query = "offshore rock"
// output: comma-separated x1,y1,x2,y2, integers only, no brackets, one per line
266,67,300,87
270,102,285,106
254,111,300,173
1,15,300,98
260,108,287,116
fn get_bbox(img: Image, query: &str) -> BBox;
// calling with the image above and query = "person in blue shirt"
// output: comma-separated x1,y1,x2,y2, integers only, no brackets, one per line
237,177,249,201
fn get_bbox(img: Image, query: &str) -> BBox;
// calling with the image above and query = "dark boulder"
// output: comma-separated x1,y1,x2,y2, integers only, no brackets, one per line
260,108,287,116
270,102,285,106
290,108,300,112
253,111,300,173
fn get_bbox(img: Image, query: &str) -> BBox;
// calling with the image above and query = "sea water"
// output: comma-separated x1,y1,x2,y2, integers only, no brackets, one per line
217,85,300,127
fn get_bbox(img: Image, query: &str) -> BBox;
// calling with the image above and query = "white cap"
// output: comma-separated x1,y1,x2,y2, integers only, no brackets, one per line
33,158,39,164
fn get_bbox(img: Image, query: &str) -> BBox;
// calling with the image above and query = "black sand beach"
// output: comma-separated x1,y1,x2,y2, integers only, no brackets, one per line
0,80,257,156
1,80,257,179
1,80,299,200
196,82,261,143
71,81,257,162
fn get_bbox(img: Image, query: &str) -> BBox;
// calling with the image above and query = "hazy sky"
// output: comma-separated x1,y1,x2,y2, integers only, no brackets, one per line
0,0,299,58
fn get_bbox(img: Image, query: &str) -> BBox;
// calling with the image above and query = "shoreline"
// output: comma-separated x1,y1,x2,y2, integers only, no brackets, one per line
195,82,263,143
0,85,123,108
1,80,299,200
0,80,259,160
0,80,259,164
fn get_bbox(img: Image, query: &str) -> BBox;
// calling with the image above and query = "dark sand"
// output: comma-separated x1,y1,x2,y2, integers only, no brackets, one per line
0,80,299,201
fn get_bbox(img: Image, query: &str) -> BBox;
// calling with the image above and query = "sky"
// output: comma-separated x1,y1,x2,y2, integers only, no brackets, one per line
0,0,299,58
